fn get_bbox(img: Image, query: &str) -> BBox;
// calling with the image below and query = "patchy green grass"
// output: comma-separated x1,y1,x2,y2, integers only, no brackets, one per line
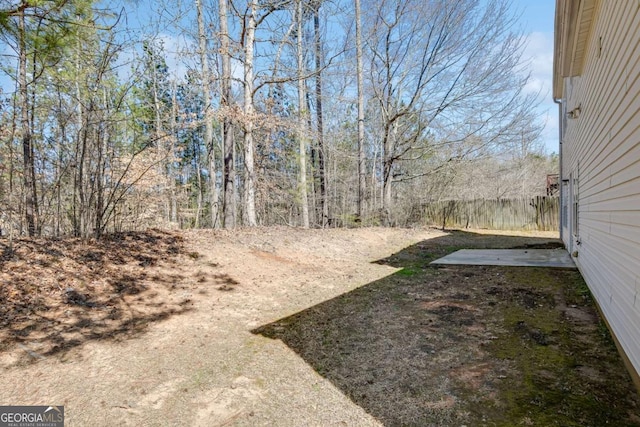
397,266,421,276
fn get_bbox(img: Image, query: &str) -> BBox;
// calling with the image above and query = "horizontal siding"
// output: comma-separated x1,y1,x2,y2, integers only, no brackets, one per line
610,211,640,227
565,1,639,176
610,223,640,249
582,226,639,296
580,107,640,196
586,85,640,186
565,0,640,207
588,195,640,213
586,179,640,207
561,0,640,378
610,141,640,187
576,234,640,371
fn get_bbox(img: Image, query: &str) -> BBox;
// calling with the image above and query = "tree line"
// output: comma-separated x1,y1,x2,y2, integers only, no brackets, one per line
0,0,554,238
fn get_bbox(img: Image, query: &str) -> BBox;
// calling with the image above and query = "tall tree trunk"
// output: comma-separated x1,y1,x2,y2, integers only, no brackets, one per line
195,145,202,228
382,124,394,225
150,43,166,228
306,88,318,225
313,7,328,228
55,98,64,236
380,36,395,226
371,144,378,209
95,89,108,238
18,8,38,236
196,0,219,228
169,79,178,225
243,1,257,226
297,0,309,228
355,0,366,222
219,0,235,228
77,107,90,237
72,35,83,237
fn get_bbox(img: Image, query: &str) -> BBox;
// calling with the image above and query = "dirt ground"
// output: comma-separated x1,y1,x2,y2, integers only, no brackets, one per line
0,227,638,426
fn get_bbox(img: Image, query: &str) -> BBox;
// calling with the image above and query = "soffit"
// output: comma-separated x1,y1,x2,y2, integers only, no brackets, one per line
553,0,598,98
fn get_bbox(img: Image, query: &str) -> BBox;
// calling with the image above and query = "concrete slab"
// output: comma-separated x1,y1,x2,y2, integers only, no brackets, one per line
430,249,576,269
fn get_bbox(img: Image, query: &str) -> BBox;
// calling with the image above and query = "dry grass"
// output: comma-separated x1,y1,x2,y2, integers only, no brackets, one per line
0,230,195,363
0,227,638,426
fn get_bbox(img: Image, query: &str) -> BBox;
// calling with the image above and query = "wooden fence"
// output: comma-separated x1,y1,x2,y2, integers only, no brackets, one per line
422,196,559,231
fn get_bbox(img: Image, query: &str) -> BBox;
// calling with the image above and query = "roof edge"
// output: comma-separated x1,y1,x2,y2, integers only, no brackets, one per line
553,0,598,99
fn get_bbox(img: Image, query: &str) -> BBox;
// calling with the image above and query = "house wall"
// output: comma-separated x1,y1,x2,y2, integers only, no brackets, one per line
560,1,640,378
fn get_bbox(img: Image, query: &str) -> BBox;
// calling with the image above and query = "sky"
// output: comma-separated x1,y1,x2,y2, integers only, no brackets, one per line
510,0,558,154
0,0,560,154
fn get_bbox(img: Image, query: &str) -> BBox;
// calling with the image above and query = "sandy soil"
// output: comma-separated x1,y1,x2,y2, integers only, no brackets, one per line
0,227,444,426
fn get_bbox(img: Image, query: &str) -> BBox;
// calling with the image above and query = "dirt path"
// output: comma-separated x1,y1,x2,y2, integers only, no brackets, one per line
1,227,637,426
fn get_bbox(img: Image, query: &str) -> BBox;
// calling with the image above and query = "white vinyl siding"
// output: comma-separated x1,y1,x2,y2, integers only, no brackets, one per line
561,0,640,376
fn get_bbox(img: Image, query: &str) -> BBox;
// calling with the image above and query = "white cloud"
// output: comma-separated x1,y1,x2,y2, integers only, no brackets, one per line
521,31,559,153
156,33,196,80
522,31,554,96
525,32,554,73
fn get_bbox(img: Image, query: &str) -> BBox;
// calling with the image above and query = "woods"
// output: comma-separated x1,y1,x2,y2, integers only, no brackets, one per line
0,0,555,237
422,196,560,232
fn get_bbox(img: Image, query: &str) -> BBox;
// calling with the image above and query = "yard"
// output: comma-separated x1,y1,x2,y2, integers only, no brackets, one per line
0,227,638,426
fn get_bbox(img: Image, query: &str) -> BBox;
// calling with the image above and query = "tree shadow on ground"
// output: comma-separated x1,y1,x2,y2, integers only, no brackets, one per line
253,230,640,426
0,229,226,365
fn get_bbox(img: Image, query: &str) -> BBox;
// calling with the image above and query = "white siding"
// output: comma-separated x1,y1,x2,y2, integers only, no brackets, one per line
561,0,640,377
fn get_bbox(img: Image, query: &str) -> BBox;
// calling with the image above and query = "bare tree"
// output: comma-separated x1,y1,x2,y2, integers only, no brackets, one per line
365,0,537,223
355,0,366,222
0,0,549,235
296,0,309,228
196,0,220,228
218,0,236,228
242,0,258,226
312,3,328,227
16,6,38,236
